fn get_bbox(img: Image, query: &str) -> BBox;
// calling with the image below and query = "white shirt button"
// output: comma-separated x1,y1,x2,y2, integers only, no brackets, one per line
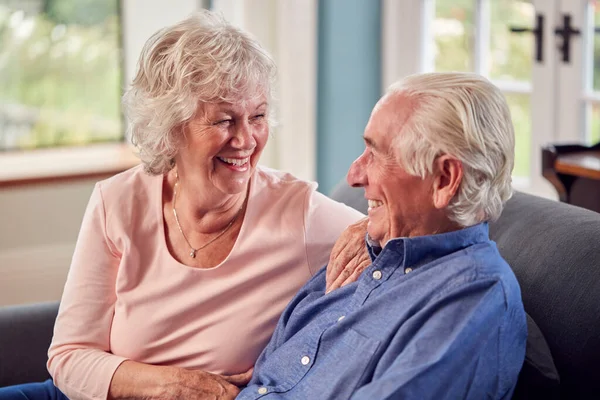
258,387,268,395
405,267,413,274
372,270,382,280
337,315,345,322
301,355,311,365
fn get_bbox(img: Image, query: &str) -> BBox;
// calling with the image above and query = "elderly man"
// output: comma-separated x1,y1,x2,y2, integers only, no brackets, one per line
237,72,527,400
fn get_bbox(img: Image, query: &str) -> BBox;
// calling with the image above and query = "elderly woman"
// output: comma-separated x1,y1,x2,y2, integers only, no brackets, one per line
0,11,368,400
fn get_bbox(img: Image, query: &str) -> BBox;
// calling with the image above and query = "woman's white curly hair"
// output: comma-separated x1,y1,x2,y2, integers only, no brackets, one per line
388,72,515,227
122,10,277,175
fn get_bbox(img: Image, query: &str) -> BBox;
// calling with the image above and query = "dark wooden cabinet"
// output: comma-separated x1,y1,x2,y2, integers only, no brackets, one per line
542,143,600,212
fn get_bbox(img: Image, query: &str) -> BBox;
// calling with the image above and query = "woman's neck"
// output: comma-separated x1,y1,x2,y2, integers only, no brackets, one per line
170,171,247,235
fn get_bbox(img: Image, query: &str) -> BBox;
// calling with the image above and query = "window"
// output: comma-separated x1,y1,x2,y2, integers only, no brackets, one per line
432,0,534,180
382,0,578,197
0,0,122,151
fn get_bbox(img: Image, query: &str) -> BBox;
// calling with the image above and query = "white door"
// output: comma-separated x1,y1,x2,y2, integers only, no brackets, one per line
382,0,579,197
558,1,600,146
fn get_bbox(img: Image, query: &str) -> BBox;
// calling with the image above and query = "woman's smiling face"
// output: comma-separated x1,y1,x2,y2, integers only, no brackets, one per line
176,94,269,196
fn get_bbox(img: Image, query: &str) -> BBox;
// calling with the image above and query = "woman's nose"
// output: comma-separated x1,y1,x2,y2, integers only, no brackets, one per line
232,122,256,150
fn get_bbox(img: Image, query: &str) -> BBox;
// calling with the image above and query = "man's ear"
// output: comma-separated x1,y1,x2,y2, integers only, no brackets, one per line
432,155,463,210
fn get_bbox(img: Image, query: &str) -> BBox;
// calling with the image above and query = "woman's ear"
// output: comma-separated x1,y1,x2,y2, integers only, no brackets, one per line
432,155,463,210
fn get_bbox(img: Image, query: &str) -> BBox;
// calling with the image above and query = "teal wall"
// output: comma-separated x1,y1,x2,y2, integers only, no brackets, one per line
316,0,381,194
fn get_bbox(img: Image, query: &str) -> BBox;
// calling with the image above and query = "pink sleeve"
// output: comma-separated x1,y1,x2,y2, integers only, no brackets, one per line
47,183,128,400
303,187,365,276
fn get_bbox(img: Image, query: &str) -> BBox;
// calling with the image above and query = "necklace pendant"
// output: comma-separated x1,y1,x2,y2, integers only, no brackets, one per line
189,249,196,258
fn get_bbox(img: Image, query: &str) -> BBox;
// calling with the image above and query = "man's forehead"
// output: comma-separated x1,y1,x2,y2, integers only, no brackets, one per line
364,96,405,144
369,93,414,136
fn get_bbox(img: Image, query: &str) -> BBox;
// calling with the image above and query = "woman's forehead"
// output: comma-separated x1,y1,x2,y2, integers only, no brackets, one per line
202,96,268,113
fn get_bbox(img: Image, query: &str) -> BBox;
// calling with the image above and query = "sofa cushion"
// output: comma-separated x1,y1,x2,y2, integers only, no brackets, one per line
513,314,560,400
0,302,59,386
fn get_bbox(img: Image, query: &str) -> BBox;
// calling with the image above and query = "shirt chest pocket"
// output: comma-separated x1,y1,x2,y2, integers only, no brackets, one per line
289,327,381,399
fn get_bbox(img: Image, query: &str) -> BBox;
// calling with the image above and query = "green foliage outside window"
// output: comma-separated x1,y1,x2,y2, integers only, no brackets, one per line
435,0,533,177
0,0,122,150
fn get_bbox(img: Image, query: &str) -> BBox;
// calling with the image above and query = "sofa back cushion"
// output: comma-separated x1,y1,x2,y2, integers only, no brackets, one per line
489,191,600,399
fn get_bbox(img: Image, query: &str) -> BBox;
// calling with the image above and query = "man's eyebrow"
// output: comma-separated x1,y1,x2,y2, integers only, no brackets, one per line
363,136,378,150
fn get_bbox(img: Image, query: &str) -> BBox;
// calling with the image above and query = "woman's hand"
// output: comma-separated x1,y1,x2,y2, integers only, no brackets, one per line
325,218,371,293
108,360,243,400
221,367,254,387
170,368,242,400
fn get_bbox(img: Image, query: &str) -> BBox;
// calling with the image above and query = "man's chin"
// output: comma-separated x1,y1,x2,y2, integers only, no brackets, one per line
366,226,383,247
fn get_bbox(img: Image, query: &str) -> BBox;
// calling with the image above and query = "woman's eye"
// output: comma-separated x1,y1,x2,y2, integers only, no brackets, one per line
252,114,265,121
214,119,233,126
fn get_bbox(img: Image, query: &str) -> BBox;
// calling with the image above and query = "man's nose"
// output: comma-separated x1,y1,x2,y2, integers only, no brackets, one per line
347,153,367,187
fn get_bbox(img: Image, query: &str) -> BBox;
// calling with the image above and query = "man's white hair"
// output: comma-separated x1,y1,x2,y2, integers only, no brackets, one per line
122,10,276,175
388,72,515,226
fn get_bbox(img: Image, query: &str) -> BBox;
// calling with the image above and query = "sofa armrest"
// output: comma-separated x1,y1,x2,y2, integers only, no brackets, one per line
0,302,59,387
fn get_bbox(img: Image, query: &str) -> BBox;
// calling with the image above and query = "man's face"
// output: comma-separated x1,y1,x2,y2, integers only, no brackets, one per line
346,94,437,245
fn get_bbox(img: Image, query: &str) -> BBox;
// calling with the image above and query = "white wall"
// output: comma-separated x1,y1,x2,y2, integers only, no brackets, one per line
0,180,95,305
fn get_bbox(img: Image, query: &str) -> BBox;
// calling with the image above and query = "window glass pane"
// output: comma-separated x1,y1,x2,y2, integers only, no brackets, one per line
434,0,475,72
593,3,600,91
489,0,533,81
505,93,531,177
588,104,600,144
0,0,122,150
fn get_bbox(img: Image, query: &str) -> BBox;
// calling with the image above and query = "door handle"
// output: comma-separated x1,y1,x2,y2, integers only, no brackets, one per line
510,14,544,63
554,14,580,63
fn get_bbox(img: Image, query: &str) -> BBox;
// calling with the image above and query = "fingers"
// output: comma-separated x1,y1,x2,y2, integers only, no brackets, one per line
221,368,254,387
326,249,347,289
327,235,363,289
327,218,366,279
326,251,371,293
339,260,371,288
326,238,351,286
326,217,369,290
326,256,356,293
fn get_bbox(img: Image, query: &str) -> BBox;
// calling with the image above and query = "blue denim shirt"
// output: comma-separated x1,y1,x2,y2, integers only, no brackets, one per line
237,223,527,400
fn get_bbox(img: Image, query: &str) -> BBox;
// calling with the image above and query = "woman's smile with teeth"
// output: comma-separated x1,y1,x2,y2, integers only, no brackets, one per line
217,157,250,166
368,200,383,210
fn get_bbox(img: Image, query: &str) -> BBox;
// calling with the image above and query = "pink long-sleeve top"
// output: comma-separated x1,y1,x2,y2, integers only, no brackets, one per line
47,165,363,400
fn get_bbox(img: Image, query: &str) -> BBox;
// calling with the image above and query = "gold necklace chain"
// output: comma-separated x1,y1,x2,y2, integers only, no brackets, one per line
172,171,243,258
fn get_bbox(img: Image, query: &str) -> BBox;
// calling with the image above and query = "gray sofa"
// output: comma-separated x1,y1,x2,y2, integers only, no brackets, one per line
0,301,58,387
1,187,600,399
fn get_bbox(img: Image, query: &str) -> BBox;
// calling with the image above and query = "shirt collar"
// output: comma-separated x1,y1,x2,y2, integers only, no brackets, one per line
366,223,490,270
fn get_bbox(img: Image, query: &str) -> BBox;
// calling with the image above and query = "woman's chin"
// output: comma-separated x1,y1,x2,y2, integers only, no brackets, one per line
211,161,255,196
215,175,251,196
